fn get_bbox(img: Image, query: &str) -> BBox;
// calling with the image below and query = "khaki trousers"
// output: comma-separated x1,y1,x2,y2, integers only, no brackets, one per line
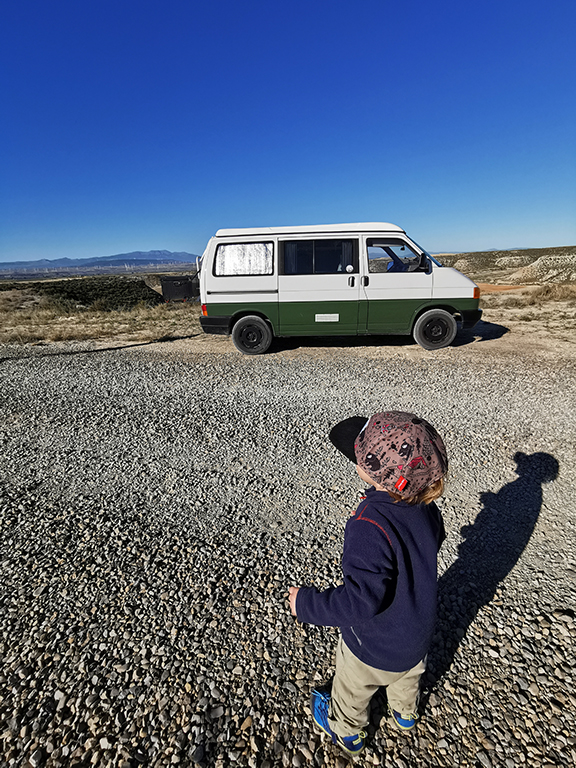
328,637,426,737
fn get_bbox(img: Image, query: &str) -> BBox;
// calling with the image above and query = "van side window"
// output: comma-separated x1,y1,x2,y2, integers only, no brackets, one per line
214,242,274,276
367,239,424,273
282,239,358,274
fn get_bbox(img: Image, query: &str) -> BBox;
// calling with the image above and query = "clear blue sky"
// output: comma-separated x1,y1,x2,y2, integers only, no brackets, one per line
1,0,575,262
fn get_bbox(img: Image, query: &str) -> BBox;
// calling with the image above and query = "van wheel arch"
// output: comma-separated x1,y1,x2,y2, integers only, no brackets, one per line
412,308,458,350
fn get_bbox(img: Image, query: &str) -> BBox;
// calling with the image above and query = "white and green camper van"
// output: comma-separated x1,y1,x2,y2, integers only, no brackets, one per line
198,222,481,354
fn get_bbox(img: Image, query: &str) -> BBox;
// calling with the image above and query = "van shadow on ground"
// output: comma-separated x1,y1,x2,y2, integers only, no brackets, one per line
269,319,508,354
452,319,509,346
368,450,558,730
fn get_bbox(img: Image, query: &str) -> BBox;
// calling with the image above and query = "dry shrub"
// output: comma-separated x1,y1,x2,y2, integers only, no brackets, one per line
479,291,535,309
0,289,43,312
0,275,164,311
527,285,576,305
480,293,523,309
481,284,576,310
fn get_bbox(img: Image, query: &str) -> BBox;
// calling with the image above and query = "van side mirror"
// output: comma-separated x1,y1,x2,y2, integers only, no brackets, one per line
419,253,431,273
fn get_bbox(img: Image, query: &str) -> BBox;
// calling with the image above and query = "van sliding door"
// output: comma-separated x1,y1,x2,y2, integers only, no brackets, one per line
277,238,361,335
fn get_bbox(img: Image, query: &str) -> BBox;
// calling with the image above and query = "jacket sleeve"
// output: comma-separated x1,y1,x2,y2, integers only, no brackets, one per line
295,515,396,627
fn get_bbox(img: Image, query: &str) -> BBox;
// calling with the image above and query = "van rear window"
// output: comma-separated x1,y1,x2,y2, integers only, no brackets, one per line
214,243,274,276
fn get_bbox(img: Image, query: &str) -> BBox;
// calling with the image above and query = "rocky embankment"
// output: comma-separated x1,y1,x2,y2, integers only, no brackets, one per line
441,244,576,286
1,339,575,767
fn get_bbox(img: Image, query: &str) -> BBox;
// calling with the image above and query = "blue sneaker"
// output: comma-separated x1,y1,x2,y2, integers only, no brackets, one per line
389,705,419,730
311,688,366,756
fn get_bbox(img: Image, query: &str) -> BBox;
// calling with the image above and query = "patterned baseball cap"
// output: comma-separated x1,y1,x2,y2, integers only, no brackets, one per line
329,411,448,498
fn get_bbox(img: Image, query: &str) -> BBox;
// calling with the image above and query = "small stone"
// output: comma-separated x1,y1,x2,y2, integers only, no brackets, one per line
481,738,495,750
29,749,45,768
191,744,205,764
476,751,492,768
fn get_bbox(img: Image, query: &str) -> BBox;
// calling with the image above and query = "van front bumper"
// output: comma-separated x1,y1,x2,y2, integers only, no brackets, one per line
460,309,483,329
200,315,231,335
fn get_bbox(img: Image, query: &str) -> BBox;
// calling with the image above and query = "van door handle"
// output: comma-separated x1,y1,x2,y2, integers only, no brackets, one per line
361,276,369,287
348,276,355,287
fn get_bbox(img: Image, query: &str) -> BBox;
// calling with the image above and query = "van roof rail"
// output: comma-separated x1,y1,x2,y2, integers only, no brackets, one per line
215,222,405,237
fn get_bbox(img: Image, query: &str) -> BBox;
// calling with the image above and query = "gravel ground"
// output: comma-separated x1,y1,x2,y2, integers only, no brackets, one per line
1,333,575,768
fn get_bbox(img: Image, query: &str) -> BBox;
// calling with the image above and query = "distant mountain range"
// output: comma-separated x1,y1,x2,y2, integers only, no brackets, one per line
0,250,199,271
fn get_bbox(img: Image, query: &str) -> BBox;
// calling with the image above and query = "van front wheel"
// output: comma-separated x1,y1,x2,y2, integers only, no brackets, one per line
231,316,273,355
413,309,457,350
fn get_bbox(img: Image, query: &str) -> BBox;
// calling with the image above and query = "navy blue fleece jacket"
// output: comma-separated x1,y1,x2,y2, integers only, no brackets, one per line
295,487,445,672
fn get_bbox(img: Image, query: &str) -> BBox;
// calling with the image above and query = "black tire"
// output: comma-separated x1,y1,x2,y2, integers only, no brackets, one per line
413,309,458,350
231,315,273,355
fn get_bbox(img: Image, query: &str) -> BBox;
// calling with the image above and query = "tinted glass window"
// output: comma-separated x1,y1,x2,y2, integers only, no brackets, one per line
214,242,274,276
284,241,313,274
282,239,357,274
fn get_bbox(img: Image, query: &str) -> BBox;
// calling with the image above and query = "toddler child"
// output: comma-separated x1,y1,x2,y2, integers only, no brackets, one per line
288,411,447,756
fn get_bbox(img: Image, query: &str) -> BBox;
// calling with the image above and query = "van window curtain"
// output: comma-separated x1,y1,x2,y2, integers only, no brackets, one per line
284,242,298,274
215,243,273,276
342,241,353,269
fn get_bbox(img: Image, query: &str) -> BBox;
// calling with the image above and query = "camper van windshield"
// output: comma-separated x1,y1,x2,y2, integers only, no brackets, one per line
409,239,443,267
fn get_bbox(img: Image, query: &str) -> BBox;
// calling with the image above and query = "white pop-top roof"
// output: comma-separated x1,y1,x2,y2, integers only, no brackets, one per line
215,222,405,237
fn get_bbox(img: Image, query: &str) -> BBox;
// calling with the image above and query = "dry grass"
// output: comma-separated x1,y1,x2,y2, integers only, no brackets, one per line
480,284,576,310
0,288,202,344
478,282,576,342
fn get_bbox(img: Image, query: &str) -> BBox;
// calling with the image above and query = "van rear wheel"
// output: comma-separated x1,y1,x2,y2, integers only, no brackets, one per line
413,309,457,350
231,316,273,355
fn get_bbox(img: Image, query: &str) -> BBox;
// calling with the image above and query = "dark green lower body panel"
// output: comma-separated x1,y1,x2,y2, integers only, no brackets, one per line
278,300,359,334
367,299,430,334
366,297,481,334
204,298,481,337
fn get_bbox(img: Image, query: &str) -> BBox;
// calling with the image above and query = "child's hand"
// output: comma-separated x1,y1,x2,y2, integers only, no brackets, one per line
288,586,299,617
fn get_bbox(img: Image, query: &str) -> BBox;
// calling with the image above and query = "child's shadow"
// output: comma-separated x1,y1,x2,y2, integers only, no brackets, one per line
427,450,559,687
369,451,558,732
